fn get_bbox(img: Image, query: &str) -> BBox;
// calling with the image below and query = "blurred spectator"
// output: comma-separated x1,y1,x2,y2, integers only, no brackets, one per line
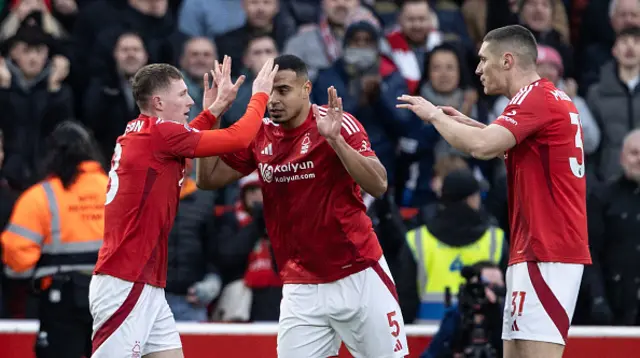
165,159,220,322
397,169,505,323
179,37,216,122
94,0,186,66
587,26,640,182
0,130,17,233
224,33,278,126
49,0,79,33
83,31,147,162
579,0,640,92
0,128,22,319
394,43,488,208
486,0,570,45
1,121,106,358
313,20,405,190
0,21,73,190
283,0,361,81
381,0,442,93
491,45,600,156
214,0,295,77
0,0,67,41
428,0,473,52
420,44,479,120
461,0,487,51
214,172,282,322
279,0,323,26
75,0,186,95
486,0,574,78
178,0,246,38
585,129,640,326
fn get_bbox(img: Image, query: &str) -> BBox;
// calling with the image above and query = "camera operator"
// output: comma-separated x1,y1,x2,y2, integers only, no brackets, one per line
396,169,506,323
421,261,505,358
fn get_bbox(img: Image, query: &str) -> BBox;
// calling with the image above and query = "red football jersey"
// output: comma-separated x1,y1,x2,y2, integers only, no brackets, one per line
493,79,591,266
94,114,206,287
221,106,383,284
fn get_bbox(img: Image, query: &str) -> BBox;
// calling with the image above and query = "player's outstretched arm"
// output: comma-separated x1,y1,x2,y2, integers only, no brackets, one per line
439,106,487,129
191,58,279,158
196,155,244,190
316,87,388,198
195,58,279,190
397,95,516,160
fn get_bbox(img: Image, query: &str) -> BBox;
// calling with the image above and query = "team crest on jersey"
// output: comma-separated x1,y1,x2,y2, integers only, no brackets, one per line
300,133,311,154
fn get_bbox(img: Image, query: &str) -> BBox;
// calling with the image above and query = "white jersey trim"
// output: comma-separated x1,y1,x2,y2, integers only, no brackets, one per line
316,107,361,136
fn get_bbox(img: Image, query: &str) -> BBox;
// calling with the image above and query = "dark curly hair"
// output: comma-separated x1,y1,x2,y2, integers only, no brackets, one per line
40,121,104,189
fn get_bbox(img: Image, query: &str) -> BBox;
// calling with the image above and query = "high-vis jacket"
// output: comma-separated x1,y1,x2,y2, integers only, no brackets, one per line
1,161,107,283
405,224,505,321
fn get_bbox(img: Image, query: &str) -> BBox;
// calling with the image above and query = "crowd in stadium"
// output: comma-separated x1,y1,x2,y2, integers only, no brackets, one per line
0,0,638,332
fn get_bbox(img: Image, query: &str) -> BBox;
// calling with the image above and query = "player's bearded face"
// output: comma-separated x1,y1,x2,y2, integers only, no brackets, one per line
268,70,309,123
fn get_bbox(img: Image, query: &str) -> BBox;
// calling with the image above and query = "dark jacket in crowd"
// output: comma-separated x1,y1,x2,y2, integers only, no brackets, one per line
366,193,407,274
215,204,281,322
0,61,74,190
83,71,140,162
215,12,297,77
585,175,640,326
312,59,407,187
587,62,640,182
165,187,218,295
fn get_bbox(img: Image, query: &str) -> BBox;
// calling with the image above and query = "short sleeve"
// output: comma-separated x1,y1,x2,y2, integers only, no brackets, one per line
220,144,257,176
493,87,552,144
341,112,376,157
154,120,204,158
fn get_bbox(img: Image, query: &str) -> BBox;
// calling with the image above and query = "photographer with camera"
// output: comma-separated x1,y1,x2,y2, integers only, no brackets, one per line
396,169,506,323
421,261,506,358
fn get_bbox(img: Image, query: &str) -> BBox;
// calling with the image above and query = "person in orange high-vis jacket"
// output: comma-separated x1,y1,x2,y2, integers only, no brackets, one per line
1,121,107,358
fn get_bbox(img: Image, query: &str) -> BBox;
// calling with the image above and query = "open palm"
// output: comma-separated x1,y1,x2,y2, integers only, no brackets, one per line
207,55,245,113
315,86,343,140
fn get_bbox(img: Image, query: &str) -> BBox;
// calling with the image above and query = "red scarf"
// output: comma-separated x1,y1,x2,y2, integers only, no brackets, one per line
236,202,282,288
381,29,443,93
319,16,341,63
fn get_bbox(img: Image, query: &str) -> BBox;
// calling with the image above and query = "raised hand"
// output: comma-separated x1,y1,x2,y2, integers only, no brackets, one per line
315,86,343,140
202,61,223,110
209,55,245,114
48,55,70,91
396,95,439,123
252,58,279,95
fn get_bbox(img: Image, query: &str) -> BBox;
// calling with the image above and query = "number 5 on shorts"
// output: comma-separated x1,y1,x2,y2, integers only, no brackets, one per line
387,311,400,337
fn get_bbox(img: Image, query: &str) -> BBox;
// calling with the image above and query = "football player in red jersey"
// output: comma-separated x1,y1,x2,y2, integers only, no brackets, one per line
397,25,591,358
197,54,408,358
89,57,279,358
